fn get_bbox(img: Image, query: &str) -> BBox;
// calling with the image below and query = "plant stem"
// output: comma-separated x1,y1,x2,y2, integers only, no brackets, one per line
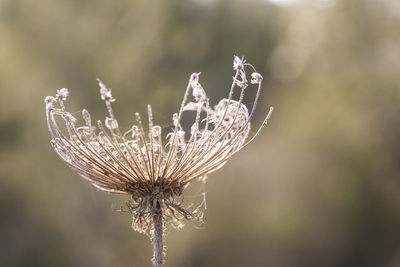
153,211,163,267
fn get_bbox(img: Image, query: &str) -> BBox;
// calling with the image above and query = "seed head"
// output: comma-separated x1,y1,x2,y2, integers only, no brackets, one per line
45,56,273,234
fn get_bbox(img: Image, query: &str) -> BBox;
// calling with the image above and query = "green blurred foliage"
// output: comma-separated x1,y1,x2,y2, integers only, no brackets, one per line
1,0,400,266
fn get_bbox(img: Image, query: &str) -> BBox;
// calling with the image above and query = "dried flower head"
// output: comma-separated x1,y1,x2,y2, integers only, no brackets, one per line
45,56,273,265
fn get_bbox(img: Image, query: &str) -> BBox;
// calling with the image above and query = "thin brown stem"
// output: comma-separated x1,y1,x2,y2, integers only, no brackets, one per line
153,210,163,267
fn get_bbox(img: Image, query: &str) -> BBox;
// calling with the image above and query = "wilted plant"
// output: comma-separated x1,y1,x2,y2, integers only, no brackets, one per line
45,56,273,267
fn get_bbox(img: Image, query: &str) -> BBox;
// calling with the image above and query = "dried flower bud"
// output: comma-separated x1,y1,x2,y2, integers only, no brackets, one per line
233,56,244,70
82,109,91,126
44,96,55,110
251,72,263,84
56,88,69,101
105,117,118,130
45,96,55,104
152,126,162,138
190,73,208,102
190,72,200,83
172,113,179,127
128,125,138,138
97,78,115,102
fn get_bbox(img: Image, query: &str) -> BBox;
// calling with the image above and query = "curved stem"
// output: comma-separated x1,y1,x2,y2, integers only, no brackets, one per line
153,211,163,267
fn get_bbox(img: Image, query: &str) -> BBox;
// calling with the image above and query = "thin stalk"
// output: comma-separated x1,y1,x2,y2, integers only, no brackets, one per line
153,210,163,267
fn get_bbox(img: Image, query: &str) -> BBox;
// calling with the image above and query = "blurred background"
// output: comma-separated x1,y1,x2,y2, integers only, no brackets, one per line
1,0,400,266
